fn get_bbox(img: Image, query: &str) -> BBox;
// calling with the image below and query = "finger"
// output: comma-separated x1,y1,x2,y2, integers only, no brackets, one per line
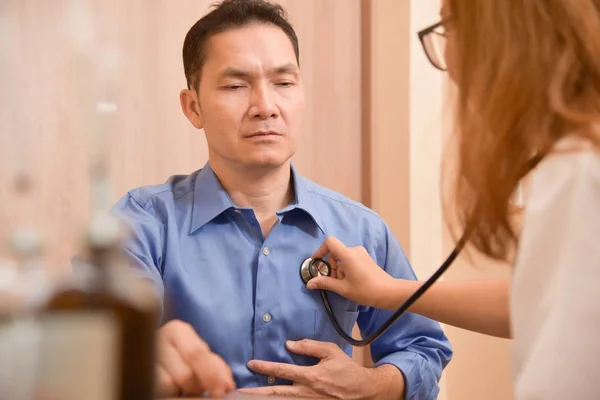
169,323,235,396
179,348,235,396
237,385,318,397
157,338,201,395
311,236,348,260
155,364,179,397
306,275,347,295
246,360,310,384
184,352,236,397
285,339,339,359
328,256,339,279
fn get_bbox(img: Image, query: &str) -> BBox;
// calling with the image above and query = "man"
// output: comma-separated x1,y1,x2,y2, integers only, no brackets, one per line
112,0,452,398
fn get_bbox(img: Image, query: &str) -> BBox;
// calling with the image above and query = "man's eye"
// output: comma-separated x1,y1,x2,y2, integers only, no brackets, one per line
276,82,294,87
224,85,245,90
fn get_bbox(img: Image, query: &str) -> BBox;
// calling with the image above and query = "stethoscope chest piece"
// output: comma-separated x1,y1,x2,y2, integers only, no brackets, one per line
300,257,331,285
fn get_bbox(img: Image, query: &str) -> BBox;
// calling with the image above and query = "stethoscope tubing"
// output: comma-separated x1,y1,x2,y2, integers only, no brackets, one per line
309,154,543,346
314,225,470,347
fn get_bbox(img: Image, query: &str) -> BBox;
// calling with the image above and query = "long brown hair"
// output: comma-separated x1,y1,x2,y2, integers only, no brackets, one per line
447,0,600,261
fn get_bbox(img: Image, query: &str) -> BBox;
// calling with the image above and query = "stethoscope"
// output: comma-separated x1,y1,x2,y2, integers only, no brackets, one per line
299,226,471,347
300,154,543,347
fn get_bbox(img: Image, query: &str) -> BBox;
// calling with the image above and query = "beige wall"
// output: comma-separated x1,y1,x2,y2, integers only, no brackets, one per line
1,0,515,397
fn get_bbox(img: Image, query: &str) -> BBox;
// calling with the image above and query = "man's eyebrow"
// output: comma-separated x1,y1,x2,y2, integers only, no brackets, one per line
217,63,299,80
269,63,300,76
218,67,252,80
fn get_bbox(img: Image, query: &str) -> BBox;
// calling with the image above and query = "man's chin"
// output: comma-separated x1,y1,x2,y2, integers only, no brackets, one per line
242,159,291,171
241,154,294,170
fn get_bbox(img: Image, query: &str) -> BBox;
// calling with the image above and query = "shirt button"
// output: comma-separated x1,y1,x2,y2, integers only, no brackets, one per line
262,247,270,256
262,313,272,323
234,209,241,214
267,376,276,384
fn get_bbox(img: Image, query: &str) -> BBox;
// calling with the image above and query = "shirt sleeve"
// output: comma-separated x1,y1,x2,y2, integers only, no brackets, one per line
357,224,453,400
511,151,600,399
110,192,167,313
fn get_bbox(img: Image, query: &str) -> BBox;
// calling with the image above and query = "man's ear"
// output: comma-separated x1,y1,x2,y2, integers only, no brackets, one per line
180,88,204,129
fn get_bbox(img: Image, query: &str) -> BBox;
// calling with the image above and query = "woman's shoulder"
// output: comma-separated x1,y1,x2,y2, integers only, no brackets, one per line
550,130,599,153
533,130,600,185
518,130,600,231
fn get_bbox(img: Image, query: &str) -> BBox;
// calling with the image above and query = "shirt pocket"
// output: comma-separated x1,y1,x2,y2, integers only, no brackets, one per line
314,309,360,346
285,309,359,342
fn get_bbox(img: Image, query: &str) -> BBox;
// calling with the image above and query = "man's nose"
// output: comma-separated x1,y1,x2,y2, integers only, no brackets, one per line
248,84,279,119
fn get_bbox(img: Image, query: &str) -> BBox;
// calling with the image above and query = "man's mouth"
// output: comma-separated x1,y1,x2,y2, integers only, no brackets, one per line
246,131,281,138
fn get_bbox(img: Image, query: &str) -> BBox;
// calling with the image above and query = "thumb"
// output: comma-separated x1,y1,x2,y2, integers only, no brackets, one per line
311,236,348,260
306,276,347,295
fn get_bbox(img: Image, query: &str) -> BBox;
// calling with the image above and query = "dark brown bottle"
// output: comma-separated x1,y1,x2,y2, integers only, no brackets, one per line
39,215,159,400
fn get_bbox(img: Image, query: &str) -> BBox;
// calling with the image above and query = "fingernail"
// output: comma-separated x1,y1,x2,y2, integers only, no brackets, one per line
306,282,315,289
247,360,256,368
286,340,296,348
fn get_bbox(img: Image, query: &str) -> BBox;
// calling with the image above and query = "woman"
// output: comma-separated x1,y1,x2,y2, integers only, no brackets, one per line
308,1,600,398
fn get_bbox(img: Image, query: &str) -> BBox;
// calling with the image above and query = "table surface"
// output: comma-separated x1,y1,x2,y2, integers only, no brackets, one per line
166,395,313,399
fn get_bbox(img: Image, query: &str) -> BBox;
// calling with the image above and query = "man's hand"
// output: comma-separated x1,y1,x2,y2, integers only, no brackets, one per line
237,339,405,399
155,320,236,398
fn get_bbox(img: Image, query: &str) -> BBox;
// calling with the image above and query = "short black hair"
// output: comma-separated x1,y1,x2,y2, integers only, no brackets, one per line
182,0,300,90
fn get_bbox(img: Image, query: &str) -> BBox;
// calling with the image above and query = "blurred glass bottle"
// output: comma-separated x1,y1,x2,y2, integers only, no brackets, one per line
0,256,20,399
1,228,51,400
38,213,159,400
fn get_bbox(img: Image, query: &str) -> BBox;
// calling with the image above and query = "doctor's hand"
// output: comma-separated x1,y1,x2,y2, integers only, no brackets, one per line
155,319,235,398
306,236,398,310
238,339,404,399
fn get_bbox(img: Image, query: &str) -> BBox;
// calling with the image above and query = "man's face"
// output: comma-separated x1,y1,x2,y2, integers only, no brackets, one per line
186,23,305,171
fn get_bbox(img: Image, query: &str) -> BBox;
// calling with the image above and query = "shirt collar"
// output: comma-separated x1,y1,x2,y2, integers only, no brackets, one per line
190,162,325,234
283,164,326,234
190,163,236,233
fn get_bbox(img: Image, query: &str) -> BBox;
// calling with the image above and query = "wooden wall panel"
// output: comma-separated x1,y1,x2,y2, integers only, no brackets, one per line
365,0,411,253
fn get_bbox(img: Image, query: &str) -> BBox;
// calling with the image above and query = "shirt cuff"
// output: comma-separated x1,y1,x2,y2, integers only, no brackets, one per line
374,352,439,400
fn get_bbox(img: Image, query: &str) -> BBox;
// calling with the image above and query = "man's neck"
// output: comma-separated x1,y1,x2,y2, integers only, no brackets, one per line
209,159,294,235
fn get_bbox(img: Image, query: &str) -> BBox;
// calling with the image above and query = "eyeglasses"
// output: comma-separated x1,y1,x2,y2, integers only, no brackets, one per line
417,20,449,71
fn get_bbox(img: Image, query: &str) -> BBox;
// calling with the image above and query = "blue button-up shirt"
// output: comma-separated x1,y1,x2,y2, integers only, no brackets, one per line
111,163,452,399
